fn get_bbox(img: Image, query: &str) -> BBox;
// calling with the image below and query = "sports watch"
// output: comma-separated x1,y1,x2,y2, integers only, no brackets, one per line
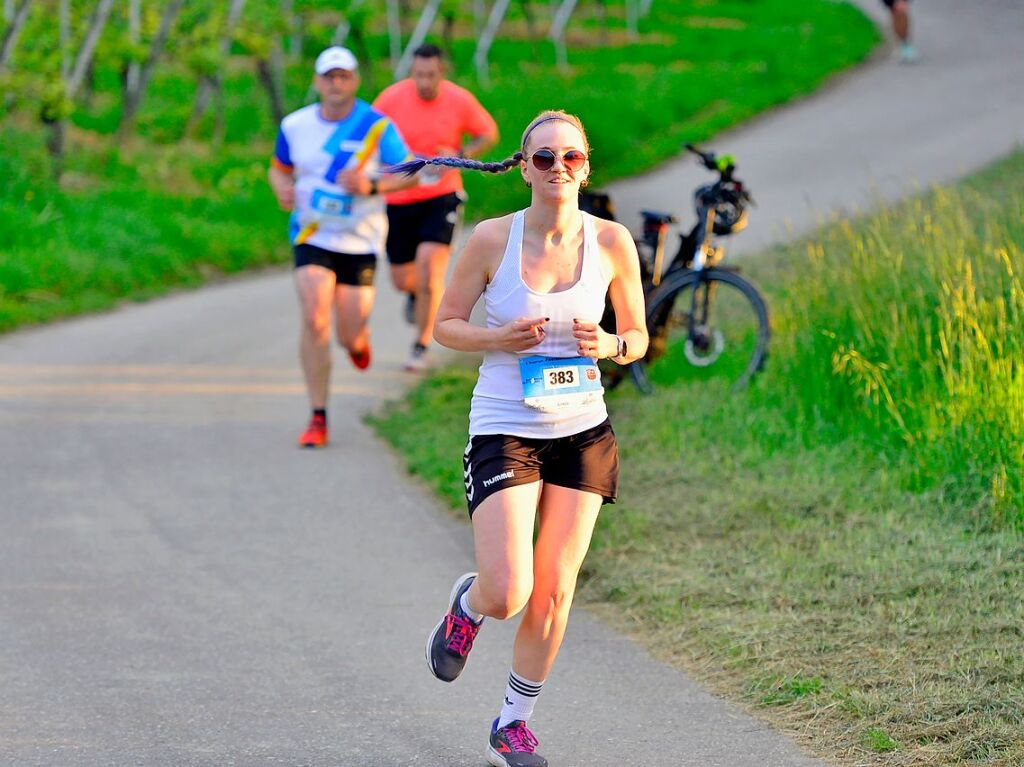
614,335,627,359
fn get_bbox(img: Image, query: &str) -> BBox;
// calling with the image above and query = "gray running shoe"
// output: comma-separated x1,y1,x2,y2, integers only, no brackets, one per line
404,342,429,373
425,572,480,682
487,719,548,767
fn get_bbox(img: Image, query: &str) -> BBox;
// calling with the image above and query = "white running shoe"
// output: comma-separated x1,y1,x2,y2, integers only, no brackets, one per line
404,342,429,373
898,42,919,64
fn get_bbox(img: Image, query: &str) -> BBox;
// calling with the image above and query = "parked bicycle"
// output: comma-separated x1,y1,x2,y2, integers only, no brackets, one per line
584,143,770,393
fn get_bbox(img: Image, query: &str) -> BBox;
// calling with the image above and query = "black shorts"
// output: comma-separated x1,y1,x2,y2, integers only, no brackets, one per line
880,0,907,7
385,192,463,265
294,244,376,287
462,419,619,517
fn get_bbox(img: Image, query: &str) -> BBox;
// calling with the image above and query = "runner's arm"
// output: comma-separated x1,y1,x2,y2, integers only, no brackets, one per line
336,168,418,195
459,93,499,159
459,128,498,160
269,127,296,210
601,221,649,363
268,164,295,211
336,118,419,195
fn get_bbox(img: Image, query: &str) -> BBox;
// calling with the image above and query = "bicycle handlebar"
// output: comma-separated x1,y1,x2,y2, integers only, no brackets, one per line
684,143,754,209
684,143,736,175
684,143,717,170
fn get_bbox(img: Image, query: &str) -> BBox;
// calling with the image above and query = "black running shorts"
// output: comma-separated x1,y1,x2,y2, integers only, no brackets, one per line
294,243,376,287
385,192,463,265
462,419,619,517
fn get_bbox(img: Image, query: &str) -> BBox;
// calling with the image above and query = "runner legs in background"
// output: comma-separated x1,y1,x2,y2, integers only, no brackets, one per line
295,264,336,447
411,240,453,367
385,192,463,372
882,0,918,63
293,260,375,447
388,260,417,325
295,264,336,412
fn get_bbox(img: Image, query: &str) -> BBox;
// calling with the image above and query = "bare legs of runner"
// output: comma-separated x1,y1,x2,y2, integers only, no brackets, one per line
888,0,918,63
389,241,452,370
295,264,374,409
890,0,910,42
413,242,452,349
466,482,602,680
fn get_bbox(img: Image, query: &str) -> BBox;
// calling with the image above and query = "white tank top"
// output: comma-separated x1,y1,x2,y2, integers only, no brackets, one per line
469,209,612,439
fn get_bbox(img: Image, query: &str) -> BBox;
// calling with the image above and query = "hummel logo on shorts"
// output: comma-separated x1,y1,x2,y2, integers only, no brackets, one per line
483,470,515,488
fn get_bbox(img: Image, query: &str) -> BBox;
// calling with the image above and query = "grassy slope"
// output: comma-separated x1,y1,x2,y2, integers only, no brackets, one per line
0,0,877,332
0,125,279,329
370,154,1024,766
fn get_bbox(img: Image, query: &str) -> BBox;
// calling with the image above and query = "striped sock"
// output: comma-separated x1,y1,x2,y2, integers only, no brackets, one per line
497,670,544,728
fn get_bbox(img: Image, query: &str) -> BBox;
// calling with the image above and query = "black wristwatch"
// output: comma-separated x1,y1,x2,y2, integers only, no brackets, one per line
368,178,379,195
615,335,627,359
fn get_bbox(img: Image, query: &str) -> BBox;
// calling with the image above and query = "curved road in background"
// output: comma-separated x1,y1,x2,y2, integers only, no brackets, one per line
610,0,1024,257
1,2,1022,765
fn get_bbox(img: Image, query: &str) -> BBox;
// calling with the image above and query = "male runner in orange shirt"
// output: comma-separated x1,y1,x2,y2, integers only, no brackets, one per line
374,44,499,372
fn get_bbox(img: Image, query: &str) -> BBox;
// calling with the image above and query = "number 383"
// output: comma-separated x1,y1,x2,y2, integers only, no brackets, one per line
546,369,575,386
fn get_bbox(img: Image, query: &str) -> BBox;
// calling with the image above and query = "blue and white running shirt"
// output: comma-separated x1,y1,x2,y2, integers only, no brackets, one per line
273,100,411,255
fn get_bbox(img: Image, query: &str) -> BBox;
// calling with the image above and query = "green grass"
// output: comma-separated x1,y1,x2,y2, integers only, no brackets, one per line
0,0,877,333
0,125,282,330
755,151,1024,526
369,153,1024,766
865,729,900,754
446,0,880,217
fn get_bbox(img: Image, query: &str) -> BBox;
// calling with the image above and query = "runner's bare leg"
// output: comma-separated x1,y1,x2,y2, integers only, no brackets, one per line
295,265,336,409
334,283,375,354
414,242,452,347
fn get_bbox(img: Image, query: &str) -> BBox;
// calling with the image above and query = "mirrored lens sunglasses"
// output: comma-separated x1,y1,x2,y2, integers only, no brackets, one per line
529,149,588,172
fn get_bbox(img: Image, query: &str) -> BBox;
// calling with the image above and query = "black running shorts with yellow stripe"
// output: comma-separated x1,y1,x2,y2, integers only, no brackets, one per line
462,419,619,517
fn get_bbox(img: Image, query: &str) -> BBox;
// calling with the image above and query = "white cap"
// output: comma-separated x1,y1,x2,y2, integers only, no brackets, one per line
315,46,358,74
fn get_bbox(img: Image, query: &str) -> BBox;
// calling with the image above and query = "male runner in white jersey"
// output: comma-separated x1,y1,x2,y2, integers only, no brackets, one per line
269,46,416,448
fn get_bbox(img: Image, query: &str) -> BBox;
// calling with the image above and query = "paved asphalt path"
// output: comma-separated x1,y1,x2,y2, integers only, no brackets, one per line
1,2,1022,765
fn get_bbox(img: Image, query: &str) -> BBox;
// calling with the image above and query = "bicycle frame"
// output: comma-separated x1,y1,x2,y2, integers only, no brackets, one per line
587,143,762,391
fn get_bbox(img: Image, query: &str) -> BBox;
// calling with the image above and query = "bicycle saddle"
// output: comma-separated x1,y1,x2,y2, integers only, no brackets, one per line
640,210,678,225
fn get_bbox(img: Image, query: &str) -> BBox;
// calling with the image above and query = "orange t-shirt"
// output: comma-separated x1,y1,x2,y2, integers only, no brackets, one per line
373,79,497,206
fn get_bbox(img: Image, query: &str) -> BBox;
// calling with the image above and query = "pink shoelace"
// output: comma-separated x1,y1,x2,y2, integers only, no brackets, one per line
501,721,539,753
443,613,480,657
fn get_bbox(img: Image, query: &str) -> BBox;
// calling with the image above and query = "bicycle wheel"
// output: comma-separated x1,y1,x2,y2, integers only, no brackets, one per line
629,267,769,393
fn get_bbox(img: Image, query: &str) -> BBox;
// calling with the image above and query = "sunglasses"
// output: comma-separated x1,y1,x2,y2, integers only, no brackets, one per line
528,149,588,173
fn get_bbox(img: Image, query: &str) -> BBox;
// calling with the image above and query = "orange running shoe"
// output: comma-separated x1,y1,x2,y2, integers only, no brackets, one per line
349,342,372,371
298,414,328,448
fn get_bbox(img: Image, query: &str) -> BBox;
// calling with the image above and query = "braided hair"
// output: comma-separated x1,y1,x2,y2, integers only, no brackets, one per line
387,153,522,177
386,109,590,178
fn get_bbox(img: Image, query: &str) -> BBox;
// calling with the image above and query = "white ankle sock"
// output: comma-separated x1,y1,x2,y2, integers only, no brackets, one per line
497,670,544,728
460,591,484,624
